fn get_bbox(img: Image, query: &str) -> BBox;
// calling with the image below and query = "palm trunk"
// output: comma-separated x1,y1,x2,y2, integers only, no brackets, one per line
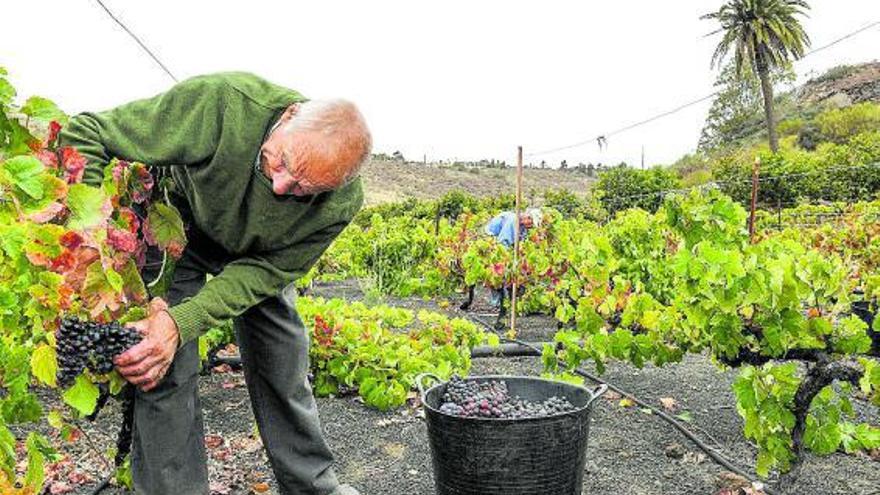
756,51,778,152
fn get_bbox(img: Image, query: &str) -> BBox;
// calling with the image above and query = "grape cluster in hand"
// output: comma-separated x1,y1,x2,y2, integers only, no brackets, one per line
438,376,577,419
56,317,142,386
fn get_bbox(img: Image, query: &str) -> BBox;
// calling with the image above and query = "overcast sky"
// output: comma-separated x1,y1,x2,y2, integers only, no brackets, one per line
3,1,878,168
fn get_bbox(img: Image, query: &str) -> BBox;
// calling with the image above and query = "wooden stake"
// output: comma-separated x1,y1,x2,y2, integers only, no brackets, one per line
510,146,523,338
749,156,761,243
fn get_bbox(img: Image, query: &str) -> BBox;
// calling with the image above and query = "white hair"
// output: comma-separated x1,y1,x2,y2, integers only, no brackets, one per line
283,99,372,183
526,208,542,227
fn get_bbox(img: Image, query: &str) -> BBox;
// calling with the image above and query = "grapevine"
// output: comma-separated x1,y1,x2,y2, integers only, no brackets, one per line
0,68,187,492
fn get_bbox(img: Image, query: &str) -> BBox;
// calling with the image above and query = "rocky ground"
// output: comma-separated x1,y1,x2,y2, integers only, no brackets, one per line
24,281,880,495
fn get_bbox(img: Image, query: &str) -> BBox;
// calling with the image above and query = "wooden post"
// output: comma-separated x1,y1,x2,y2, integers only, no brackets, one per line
776,197,782,231
749,156,761,243
509,146,523,338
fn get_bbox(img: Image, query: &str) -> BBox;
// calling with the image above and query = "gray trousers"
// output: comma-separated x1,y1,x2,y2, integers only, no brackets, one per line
132,236,339,495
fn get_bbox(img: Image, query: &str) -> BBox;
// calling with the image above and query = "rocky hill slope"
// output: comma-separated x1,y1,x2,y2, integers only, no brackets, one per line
359,159,593,206
799,61,880,105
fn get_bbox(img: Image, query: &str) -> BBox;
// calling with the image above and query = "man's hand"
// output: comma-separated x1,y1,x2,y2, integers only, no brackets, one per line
115,297,180,392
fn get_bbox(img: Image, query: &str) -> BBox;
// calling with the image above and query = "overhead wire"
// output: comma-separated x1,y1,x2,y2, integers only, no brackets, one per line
599,161,880,209
85,2,877,163
524,20,880,158
92,0,178,83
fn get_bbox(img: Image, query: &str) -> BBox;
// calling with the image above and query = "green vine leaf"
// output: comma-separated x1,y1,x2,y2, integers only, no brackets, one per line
29,344,57,388
66,184,110,230
20,96,68,125
1,156,45,200
61,375,99,417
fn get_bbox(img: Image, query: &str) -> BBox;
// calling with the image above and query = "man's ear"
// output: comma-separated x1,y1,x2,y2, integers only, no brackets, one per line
281,103,300,123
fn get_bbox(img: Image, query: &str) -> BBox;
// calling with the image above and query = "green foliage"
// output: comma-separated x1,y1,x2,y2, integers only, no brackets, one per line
20,97,67,126
714,131,880,207
596,166,681,214
352,190,515,228
360,214,437,295
434,190,480,223
702,0,810,78
298,297,487,410
0,68,186,487
0,424,56,494
290,186,878,476
198,322,235,364
777,117,804,137
733,363,800,476
702,0,811,152
699,62,796,152
542,189,606,221
681,169,714,188
816,103,880,144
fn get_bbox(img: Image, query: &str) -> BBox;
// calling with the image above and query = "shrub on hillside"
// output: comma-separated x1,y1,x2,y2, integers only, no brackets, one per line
777,117,805,137
714,131,880,206
816,103,880,144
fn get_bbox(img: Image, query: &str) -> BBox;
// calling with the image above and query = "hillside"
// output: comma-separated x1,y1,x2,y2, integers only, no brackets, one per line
799,61,880,105
359,159,594,206
362,63,880,207
700,61,880,153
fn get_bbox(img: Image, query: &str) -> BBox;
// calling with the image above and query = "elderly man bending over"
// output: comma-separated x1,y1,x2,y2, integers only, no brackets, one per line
60,72,369,495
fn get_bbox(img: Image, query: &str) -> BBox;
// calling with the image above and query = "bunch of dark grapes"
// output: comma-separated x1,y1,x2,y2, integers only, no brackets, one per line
56,317,142,386
438,375,577,419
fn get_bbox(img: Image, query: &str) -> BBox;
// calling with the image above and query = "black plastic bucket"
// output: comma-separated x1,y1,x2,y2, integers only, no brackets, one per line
417,374,607,495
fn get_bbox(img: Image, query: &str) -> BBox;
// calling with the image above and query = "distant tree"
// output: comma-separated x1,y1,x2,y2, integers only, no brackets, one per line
586,163,596,178
540,160,546,169
703,0,811,152
371,152,393,161
699,61,795,152
560,159,568,170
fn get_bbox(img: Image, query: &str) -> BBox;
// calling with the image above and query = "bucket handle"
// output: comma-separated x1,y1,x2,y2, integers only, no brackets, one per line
586,384,609,409
415,372,442,404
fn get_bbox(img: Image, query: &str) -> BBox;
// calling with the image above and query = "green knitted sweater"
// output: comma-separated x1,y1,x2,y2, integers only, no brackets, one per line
59,72,363,344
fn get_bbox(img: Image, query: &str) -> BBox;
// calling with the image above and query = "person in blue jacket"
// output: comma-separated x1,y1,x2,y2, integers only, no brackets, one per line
483,208,542,306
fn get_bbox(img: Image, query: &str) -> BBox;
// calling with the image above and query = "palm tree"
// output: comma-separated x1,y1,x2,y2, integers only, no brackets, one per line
702,0,811,152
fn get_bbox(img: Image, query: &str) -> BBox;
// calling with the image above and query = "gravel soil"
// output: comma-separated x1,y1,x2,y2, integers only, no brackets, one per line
19,281,880,495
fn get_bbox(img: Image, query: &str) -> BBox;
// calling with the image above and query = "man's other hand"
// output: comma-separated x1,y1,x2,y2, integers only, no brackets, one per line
115,297,180,392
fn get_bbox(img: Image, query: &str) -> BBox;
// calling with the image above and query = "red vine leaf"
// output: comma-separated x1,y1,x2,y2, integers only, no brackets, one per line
47,121,62,148
59,147,86,184
107,226,138,254
81,261,122,318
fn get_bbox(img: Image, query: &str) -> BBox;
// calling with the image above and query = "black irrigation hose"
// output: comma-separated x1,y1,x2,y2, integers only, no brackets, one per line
495,337,780,495
570,367,778,495
210,342,542,368
89,477,111,495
